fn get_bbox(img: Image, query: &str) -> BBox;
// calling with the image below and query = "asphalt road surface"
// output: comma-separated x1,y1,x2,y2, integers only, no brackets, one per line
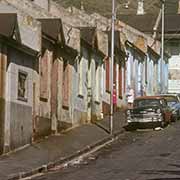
33,122,180,180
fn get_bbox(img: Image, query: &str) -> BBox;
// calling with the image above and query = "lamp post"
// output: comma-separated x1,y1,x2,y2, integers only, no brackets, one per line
161,0,165,93
110,0,115,135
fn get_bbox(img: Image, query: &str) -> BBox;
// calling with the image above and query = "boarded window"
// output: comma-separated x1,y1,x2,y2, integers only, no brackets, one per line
78,58,83,96
113,62,116,84
95,62,100,101
40,49,48,100
119,64,123,97
124,64,126,94
105,57,110,92
62,60,70,108
18,71,28,101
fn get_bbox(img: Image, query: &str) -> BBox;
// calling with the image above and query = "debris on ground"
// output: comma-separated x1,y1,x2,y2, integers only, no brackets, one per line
154,127,163,131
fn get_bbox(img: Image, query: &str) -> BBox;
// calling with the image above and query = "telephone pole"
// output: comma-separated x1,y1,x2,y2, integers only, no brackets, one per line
110,0,115,135
161,0,165,93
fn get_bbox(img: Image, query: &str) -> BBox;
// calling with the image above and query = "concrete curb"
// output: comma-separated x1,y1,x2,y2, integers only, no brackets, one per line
8,129,125,180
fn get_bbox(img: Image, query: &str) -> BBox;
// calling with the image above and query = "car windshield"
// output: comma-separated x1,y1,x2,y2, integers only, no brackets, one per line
134,99,161,108
162,96,178,107
172,102,180,109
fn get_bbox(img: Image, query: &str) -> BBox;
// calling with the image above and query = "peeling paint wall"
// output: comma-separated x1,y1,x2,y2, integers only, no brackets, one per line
0,43,7,153
4,46,37,151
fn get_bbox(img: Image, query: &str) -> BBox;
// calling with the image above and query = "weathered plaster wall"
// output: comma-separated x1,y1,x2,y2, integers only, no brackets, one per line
31,0,49,11
0,43,7,154
91,53,103,120
72,47,89,124
5,47,36,151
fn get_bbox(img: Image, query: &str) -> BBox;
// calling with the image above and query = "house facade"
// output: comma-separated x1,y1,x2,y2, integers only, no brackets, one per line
0,10,41,153
0,0,162,154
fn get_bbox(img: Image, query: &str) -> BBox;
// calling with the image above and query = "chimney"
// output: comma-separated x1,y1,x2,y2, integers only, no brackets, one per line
80,1,85,11
178,0,180,14
137,0,145,15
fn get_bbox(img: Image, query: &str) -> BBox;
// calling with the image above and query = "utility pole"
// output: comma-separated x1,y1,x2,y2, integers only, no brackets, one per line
161,0,165,93
110,0,115,135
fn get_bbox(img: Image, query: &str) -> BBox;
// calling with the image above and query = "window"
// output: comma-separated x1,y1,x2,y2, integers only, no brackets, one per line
40,49,49,101
18,71,28,101
105,57,110,92
119,64,123,98
95,62,100,101
62,60,70,108
78,58,83,96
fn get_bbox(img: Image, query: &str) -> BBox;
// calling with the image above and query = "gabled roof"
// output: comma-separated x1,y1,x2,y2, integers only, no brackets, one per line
0,13,17,37
38,18,65,44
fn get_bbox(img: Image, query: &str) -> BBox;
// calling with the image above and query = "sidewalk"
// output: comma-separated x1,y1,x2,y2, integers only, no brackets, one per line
0,111,126,180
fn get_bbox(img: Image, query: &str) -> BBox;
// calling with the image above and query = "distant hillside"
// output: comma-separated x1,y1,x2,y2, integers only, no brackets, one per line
53,0,179,17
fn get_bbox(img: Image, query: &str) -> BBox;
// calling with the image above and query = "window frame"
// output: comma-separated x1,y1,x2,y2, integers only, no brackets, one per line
17,70,28,102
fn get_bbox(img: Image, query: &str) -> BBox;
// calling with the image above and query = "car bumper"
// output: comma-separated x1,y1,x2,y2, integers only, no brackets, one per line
127,121,162,128
127,117,162,123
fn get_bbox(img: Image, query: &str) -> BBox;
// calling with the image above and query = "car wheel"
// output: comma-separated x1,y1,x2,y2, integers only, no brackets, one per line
160,116,166,128
173,116,178,122
161,120,166,128
126,124,137,131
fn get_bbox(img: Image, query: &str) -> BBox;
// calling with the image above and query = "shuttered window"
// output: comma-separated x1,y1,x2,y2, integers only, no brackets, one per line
124,64,126,94
119,64,123,97
105,57,110,92
18,71,28,101
40,49,48,100
62,60,70,108
113,62,116,84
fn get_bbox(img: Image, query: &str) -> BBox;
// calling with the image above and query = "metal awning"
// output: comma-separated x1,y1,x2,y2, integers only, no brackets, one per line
125,40,147,58
38,18,65,44
148,46,160,62
79,27,97,48
0,13,17,37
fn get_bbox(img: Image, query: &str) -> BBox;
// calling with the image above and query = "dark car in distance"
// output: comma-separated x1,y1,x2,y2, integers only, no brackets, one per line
160,94,180,121
126,96,172,130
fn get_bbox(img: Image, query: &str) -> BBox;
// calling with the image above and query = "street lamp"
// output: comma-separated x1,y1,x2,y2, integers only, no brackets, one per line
110,0,115,135
161,0,165,93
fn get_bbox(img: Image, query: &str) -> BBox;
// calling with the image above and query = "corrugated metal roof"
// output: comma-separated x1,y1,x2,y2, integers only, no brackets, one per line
0,13,17,37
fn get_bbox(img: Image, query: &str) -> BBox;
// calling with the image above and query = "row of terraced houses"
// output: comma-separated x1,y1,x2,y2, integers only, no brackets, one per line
0,0,166,154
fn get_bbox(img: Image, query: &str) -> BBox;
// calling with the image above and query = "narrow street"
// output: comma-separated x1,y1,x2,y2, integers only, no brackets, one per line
32,121,180,180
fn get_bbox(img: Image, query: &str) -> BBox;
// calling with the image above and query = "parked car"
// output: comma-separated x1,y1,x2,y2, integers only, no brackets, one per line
160,94,180,121
160,94,180,107
171,102,180,121
126,96,172,130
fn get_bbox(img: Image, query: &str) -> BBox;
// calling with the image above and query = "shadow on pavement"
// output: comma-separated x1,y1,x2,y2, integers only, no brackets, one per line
147,178,180,180
168,163,180,168
141,169,180,175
